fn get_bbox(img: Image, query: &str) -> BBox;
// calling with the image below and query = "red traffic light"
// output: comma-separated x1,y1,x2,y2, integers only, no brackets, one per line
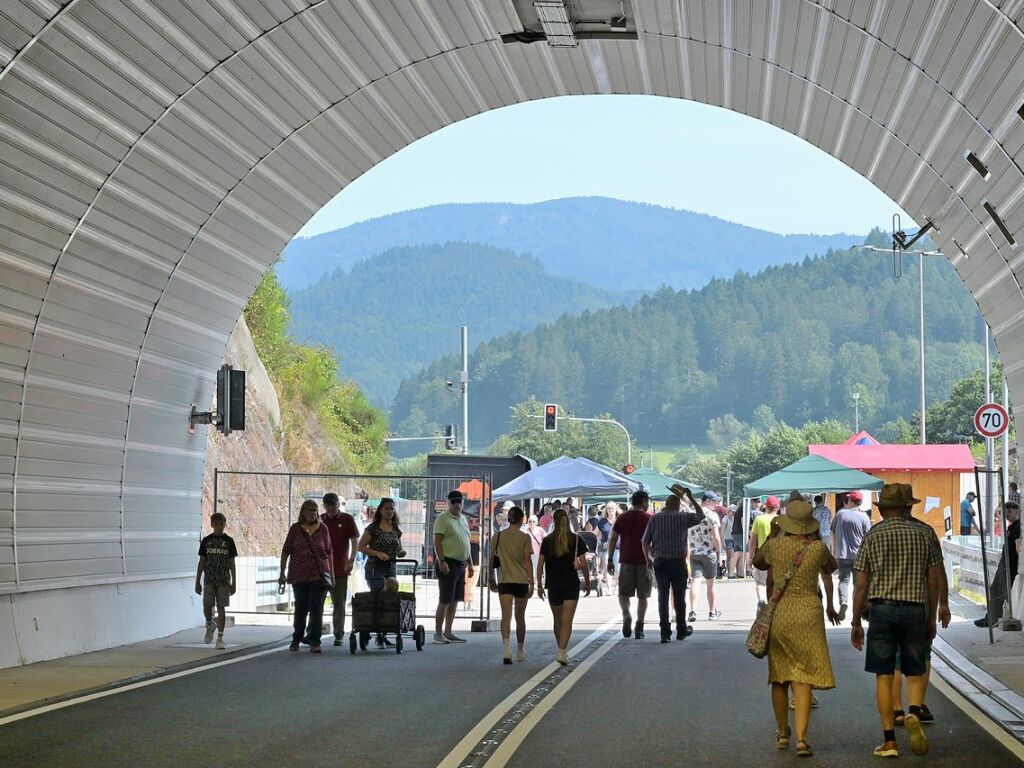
623,464,635,474
543,403,558,431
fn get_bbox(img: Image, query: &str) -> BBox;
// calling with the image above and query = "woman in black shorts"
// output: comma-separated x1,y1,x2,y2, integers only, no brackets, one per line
488,506,535,664
537,508,591,665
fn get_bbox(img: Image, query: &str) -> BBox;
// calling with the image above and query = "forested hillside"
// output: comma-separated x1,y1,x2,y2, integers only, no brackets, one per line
281,197,862,292
390,232,985,452
288,243,627,405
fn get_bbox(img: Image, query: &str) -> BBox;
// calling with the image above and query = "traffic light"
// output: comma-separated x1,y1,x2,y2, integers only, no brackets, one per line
444,424,457,450
623,464,635,474
216,364,245,435
543,403,558,431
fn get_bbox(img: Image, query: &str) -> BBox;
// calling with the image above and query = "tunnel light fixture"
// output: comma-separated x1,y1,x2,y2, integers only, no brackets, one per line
965,151,991,180
534,1,577,47
983,200,1017,247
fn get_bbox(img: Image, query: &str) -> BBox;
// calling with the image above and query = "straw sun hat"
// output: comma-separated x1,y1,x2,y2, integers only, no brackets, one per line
777,499,819,535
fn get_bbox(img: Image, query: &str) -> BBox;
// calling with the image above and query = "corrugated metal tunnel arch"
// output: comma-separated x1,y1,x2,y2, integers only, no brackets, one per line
1,0,1023,661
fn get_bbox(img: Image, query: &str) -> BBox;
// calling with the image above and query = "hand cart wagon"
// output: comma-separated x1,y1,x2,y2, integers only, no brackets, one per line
349,558,426,654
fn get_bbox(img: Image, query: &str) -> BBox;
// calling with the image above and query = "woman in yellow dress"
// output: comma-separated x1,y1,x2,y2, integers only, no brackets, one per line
753,498,841,757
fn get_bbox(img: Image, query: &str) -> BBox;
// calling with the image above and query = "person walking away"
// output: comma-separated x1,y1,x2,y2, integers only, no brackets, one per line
321,492,359,647
195,512,237,650
730,501,748,578
749,497,780,607
608,490,654,639
975,500,1020,627
488,506,534,663
357,497,404,647
537,508,591,664
812,495,833,551
433,490,473,644
586,502,614,587
831,491,871,622
1009,482,1021,506
720,504,736,577
527,514,546,593
642,487,705,641
751,500,839,757
279,500,334,654
688,492,723,622
851,483,944,758
960,492,980,535
890,507,952,728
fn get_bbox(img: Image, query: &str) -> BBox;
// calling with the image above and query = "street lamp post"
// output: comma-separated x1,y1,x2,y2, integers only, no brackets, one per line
852,391,860,433
859,244,940,444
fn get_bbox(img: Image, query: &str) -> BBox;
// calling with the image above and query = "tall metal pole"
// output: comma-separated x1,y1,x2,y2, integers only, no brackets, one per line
985,325,994,540
1004,375,1011,499
918,253,927,444
461,325,469,455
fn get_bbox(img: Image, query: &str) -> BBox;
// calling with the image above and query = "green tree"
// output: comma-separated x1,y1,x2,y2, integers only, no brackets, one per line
488,397,634,468
706,413,749,449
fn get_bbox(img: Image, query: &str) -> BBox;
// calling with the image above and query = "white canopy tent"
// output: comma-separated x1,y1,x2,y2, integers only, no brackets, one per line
492,456,643,502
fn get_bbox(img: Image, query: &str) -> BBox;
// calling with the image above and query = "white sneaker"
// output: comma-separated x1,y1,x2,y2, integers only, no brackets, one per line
516,648,526,662
432,634,450,644
444,634,467,643
204,622,215,644
556,650,568,666
215,637,226,650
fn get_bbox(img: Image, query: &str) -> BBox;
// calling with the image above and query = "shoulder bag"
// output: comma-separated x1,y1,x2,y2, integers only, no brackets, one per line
492,531,502,570
746,538,812,659
301,524,335,590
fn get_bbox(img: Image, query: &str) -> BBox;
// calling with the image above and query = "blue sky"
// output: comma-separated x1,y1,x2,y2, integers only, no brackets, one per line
299,95,910,238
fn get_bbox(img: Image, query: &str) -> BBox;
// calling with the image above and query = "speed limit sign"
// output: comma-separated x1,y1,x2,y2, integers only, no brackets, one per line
974,402,1009,439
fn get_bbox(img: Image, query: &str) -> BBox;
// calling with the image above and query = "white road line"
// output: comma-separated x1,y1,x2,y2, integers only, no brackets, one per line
930,675,1024,759
436,616,619,768
0,641,293,727
482,630,622,767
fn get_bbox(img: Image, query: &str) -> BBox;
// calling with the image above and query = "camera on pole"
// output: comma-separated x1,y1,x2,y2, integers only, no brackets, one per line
444,424,457,450
544,404,558,432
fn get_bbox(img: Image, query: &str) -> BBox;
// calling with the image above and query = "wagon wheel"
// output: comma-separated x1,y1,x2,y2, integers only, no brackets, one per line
415,625,425,651
395,634,403,654
349,633,357,655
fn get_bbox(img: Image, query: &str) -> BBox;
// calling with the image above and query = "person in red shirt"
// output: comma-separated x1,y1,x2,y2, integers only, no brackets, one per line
608,490,654,639
321,492,359,646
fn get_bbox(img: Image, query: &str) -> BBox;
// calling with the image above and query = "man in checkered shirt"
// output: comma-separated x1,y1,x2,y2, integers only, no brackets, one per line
850,483,943,760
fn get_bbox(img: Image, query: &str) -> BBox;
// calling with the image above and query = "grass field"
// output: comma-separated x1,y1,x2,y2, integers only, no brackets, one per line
640,442,716,474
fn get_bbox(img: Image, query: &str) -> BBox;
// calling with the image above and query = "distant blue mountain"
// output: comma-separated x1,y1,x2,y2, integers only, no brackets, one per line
279,197,863,293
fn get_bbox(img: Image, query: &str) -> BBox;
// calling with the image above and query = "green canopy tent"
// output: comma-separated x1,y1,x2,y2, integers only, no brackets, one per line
586,467,703,504
743,454,884,498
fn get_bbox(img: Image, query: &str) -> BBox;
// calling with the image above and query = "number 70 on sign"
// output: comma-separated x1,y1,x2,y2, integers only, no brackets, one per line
974,402,1009,439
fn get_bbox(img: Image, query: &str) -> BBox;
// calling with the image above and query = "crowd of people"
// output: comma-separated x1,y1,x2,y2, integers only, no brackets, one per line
191,477,1023,761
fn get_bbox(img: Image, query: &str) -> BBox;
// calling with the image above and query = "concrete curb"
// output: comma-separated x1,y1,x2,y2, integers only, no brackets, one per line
0,634,291,719
931,635,1024,743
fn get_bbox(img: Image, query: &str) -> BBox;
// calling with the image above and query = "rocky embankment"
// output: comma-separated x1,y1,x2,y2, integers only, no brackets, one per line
201,316,291,557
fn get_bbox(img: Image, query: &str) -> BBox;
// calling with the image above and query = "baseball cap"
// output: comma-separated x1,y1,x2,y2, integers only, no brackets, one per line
765,496,780,509
447,490,464,502
701,491,721,502
848,490,864,504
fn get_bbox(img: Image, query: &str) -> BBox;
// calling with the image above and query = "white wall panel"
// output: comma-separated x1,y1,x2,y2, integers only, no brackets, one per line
1,0,1023,665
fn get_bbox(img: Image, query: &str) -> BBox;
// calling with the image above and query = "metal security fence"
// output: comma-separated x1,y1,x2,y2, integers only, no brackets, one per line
212,470,493,621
